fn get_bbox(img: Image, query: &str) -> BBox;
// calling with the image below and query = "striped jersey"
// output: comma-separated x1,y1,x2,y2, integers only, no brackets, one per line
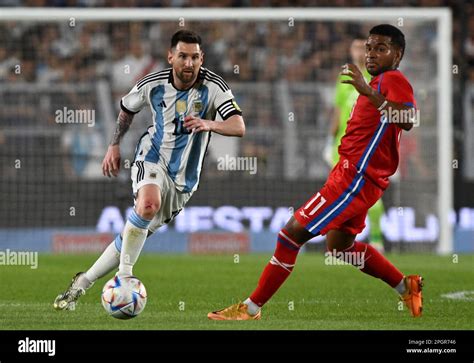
121,67,242,193
338,70,416,190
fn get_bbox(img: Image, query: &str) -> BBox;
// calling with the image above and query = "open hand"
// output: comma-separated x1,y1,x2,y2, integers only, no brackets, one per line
102,145,121,178
340,64,373,97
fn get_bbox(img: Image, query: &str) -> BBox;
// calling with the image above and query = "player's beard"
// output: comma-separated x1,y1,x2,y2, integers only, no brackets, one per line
366,63,392,76
176,68,196,86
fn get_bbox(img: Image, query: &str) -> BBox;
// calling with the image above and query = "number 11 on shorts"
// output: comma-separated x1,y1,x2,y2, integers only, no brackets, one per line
303,192,327,216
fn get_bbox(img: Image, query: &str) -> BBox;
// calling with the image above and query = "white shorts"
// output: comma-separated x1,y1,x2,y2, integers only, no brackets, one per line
131,159,192,233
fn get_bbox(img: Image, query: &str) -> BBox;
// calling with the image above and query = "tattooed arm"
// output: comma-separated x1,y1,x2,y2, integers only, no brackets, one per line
102,110,135,177
110,110,134,146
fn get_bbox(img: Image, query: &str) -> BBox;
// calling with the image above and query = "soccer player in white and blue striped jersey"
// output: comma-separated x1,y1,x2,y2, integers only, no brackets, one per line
54,30,245,311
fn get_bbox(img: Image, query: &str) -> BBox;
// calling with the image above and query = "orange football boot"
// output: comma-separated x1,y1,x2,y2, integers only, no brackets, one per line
401,275,423,317
207,302,261,321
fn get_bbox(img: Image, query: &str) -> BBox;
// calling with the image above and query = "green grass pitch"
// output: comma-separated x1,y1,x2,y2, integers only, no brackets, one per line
1,253,473,330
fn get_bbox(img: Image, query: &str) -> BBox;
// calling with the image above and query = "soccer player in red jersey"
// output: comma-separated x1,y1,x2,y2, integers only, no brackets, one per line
208,24,423,320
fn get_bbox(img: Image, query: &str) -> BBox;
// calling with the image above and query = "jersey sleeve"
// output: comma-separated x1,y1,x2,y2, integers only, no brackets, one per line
120,83,148,114
214,88,243,120
381,72,416,108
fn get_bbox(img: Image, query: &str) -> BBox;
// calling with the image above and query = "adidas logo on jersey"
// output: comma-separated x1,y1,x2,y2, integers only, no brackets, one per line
158,100,167,108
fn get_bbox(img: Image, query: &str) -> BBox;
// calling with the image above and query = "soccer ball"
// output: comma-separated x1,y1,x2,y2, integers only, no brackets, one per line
101,275,147,319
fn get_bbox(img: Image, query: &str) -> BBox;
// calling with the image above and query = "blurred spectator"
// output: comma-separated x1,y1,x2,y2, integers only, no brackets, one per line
0,0,471,182
111,39,159,92
62,124,105,179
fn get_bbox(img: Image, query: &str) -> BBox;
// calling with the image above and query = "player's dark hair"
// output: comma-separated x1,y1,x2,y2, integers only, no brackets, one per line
170,29,202,49
369,24,405,59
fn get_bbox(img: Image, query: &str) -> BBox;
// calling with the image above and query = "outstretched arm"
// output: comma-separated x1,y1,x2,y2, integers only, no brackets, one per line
102,110,135,178
183,114,245,137
341,64,415,131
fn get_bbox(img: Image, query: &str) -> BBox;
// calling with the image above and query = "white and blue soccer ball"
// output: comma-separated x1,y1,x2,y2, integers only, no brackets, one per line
101,275,147,319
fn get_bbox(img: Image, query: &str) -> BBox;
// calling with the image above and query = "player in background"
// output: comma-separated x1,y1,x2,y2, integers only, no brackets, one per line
323,37,386,253
54,29,245,311
209,24,423,320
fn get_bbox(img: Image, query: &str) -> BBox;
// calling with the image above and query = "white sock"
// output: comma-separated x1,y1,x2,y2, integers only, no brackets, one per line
84,237,121,286
244,298,260,316
118,210,151,276
394,277,407,295
75,274,93,291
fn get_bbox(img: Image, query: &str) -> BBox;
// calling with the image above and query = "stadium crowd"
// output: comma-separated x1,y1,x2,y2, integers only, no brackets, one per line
0,0,471,181
0,0,472,85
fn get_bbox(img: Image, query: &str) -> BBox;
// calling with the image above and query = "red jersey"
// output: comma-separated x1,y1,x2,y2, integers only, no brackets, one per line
338,69,416,190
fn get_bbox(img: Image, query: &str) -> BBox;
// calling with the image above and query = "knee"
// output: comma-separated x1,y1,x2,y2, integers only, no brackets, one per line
136,199,160,220
326,231,354,252
327,239,348,252
283,217,314,245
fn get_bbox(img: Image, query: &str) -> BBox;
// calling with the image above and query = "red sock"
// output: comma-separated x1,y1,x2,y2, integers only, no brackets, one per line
331,241,403,288
249,229,301,307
